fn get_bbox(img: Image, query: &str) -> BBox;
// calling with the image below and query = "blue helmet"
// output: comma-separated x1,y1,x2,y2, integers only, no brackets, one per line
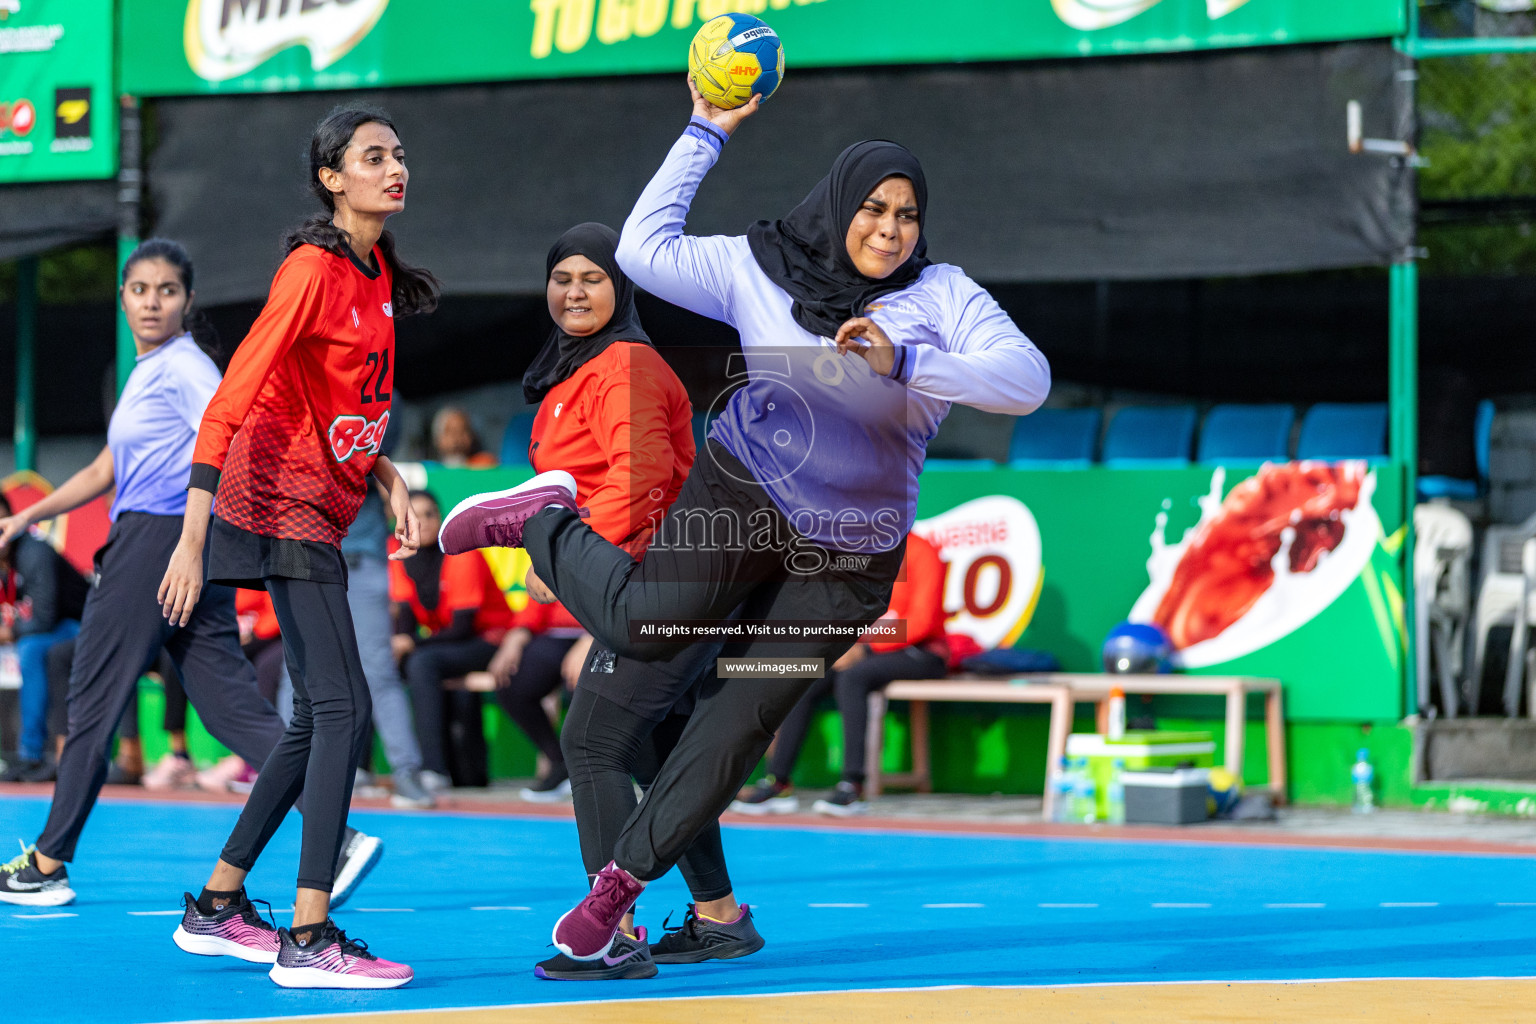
1101,621,1173,674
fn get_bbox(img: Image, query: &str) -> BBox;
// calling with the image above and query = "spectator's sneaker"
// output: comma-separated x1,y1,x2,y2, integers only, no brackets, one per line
194,755,248,794
172,890,280,963
268,920,413,989
1,757,53,784
142,753,197,791
552,860,645,961
812,781,869,817
0,843,74,906
418,769,452,793
729,776,799,816
519,762,571,803
104,760,142,786
227,764,260,794
389,770,436,809
649,903,765,964
330,828,383,910
535,927,658,980
439,471,584,554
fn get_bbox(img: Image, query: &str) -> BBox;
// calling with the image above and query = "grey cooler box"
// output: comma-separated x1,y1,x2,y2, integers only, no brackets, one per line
1121,767,1210,825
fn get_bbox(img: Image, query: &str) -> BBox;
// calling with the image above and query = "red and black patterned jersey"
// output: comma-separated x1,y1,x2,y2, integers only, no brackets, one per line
190,244,395,546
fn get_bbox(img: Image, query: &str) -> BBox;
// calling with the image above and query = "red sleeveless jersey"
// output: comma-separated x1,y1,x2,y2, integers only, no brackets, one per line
191,244,395,545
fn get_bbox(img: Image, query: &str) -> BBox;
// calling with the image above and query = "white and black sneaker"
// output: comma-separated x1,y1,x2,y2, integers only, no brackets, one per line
0,842,75,906
729,776,799,816
812,781,869,817
330,828,383,909
519,762,571,803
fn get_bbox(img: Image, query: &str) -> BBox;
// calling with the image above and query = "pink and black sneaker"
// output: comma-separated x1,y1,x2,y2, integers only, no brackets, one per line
552,860,646,961
171,890,280,963
268,919,413,989
438,470,584,554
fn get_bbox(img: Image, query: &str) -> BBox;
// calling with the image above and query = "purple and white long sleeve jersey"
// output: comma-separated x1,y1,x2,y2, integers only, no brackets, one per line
106,333,221,520
617,120,1051,553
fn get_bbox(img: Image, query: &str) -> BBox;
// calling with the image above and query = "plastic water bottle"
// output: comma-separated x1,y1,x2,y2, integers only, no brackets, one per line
1072,757,1098,823
1107,687,1126,741
1106,758,1126,824
1350,748,1375,814
1051,758,1076,824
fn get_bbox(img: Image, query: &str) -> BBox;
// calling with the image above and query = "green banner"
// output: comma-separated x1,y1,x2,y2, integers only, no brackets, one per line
0,0,116,182
121,0,1405,97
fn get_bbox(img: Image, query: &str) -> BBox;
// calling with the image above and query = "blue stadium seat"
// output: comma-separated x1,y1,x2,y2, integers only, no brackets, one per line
1419,399,1494,501
1196,403,1295,465
1295,402,1388,462
1102,405,1197,467
1007,408,1101,468
499,410,537,466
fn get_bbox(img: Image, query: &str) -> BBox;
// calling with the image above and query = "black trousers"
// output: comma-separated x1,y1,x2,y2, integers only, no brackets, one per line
401,637,498,778
36,513,295,862
769,645,948,784
525,442,901,882
492,634,575,765
220,578,371,892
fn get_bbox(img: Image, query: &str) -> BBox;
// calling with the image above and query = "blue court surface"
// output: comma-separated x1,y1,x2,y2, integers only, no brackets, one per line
2,795,1534,1024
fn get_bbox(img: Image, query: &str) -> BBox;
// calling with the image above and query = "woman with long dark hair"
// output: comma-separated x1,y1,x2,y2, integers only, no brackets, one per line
440,81,1050,962
160,106,438,989
0,239,381,911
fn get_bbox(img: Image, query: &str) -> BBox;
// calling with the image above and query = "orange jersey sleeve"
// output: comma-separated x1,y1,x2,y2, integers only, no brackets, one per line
190,250,329,481
867,534,948,653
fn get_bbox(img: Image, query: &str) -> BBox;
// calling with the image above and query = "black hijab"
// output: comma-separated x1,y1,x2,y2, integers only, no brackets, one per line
747,140,930,339
522,222,652,404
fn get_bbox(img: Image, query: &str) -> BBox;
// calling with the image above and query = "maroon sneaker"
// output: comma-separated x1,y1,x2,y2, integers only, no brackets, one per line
438,471,583,554
552,860,646,961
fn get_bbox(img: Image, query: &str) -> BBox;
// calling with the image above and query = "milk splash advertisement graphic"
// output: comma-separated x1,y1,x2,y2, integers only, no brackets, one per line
1128,462,1383,669
1051,0,1254,31
914,495,1043,651
184,0,390,82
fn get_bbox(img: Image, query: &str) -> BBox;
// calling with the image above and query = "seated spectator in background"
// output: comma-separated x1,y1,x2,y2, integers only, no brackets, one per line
431,406,497,468
481,549,591,801
236,587,285,709
0,494,90,782
45,637,146,785
732,533,951,818
391,490,512,786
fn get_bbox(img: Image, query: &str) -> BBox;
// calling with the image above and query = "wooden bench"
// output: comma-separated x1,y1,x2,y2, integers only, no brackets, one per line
868,673,1287,816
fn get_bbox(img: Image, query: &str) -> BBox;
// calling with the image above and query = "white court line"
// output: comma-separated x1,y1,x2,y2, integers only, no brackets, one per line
1381,902,1439,908
354,908,415,913
1153,903,1211,908
1266,903,1326,909
809,902,868,908
13,912,76,919
923,903,984,908
128,910,184,916
471,906,532,911
1498,902,1536,907
1039,903,1099,908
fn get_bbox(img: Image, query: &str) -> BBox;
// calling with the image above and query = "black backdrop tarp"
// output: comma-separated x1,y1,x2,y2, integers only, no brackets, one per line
0,180,116,261
149,41,1410,306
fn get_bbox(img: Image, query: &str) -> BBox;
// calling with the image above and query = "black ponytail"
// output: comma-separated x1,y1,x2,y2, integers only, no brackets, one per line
121,237,224,366
283,106,441,317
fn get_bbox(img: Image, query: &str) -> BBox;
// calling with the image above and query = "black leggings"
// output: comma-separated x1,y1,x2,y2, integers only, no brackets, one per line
493,634,574,765
769,645,948,784
220,578,371,893
401,637,498,777
562,686,732,901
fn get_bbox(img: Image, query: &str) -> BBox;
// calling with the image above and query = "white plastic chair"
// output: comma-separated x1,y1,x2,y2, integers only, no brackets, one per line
1414,503,1473,717
1471,510,1536,716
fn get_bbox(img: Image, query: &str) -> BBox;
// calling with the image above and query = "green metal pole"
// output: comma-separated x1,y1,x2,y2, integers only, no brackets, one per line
1390,259,1419,716
14,256,38,473
117,95,142,393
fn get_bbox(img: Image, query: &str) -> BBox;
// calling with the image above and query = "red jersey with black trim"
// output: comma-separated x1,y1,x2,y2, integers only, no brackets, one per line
530,342,694,556
864,534,949,654
191,244,394,546
388,551,513,642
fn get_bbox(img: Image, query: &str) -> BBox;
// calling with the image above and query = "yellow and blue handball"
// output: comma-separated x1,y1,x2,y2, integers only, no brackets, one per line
1207,767,1243,818
688,13,785,110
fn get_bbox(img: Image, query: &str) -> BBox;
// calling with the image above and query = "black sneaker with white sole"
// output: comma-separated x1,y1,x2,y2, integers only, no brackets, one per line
519,762,571,803
811,781,868,817
329,828,382,909
535,926,658,980
0,842,75,906
728,776,799,816
649,904,765,964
